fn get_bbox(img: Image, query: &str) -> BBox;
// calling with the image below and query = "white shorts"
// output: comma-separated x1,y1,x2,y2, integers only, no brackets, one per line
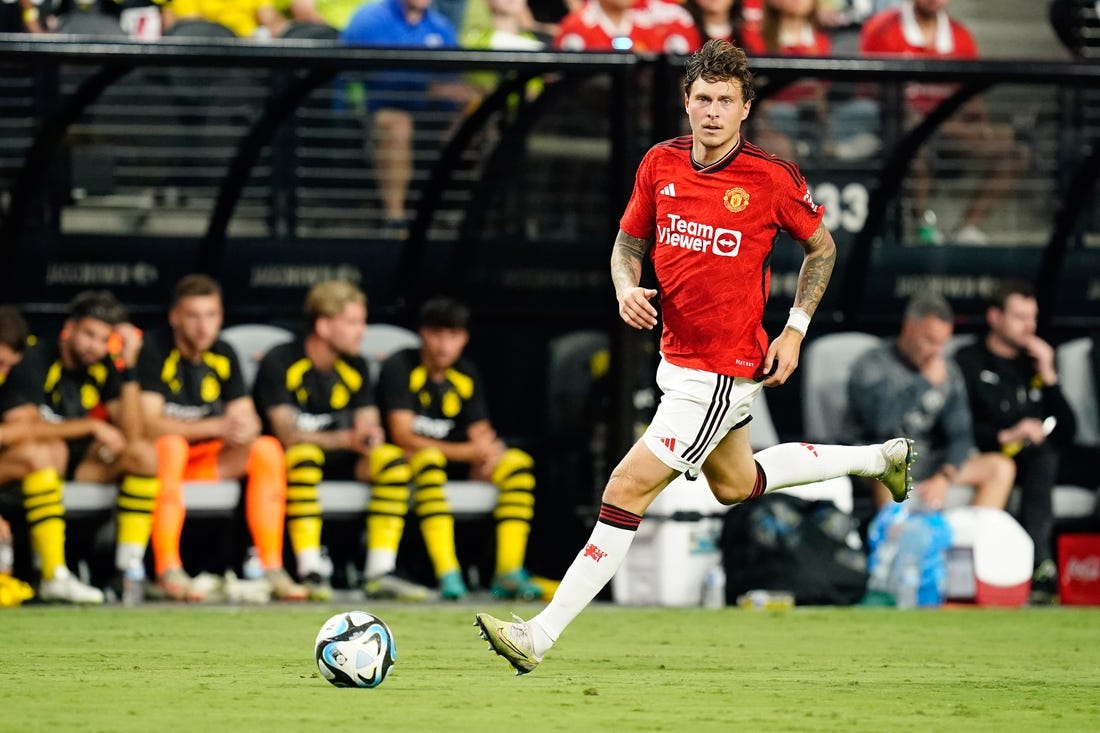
641,358,762,479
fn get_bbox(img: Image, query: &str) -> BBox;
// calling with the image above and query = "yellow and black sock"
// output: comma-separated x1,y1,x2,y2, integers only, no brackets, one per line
116,474,159,570
411,448,460,579
492,448,536,577
364,443,412,579
22,467,66,580
285,443,324,574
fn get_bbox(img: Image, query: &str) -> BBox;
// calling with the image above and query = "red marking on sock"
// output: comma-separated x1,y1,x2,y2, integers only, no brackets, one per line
583,543,607,563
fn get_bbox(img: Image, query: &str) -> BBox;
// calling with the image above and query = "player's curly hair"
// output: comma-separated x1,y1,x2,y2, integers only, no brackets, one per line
682,39,756,103
69,290,127,327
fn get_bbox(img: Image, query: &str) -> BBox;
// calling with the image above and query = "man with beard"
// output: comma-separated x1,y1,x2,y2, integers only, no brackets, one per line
954,281,1078,603
0,291,158,603
136,274,306,602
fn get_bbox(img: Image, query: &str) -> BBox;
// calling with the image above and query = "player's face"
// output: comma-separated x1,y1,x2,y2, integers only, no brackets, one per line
685,78,751,163
419,326,468,373
318,301,367,356
899,315,951,369
989,294,1037,351
169,294,224,355
769,0,815,18
696,0,735,16
0,344,22,378
64,317,114,367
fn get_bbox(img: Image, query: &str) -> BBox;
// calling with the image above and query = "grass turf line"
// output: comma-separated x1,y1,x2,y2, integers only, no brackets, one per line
1,604,1097,732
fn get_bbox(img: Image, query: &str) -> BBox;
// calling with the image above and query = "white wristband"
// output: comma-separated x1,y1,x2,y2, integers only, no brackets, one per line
786,307,811,336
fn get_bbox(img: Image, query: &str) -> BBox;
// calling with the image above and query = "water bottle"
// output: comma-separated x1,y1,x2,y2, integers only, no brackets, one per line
702,565,726,609
319,546,334,582
242,547,265,581
121,557,145,607
0,518,13,576
891,519,928,609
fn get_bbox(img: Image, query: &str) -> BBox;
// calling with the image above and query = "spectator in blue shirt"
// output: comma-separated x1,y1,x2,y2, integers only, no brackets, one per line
342,0,481,235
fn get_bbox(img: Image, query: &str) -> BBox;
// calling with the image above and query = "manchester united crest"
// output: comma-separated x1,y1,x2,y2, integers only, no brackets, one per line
723,187,750,213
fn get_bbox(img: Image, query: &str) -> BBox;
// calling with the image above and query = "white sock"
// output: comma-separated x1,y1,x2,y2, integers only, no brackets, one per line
754,442,887,492
296,548,322,576
115,542,145,572
365,549,397,580
529,504,641,657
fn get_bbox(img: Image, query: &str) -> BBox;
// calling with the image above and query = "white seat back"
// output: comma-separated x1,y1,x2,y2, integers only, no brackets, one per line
1056,337,1099,446
945,333,977,358
801,332,884,443
360,323,421,382
220,324,295,389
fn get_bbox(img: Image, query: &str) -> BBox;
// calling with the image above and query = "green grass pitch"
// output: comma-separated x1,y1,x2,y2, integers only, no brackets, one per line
2,603,1098,732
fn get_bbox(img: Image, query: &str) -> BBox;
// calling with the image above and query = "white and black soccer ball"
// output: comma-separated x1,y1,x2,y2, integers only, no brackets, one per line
314,611,397,688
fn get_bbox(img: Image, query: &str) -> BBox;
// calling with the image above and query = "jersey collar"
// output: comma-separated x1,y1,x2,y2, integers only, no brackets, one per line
691,135,743,174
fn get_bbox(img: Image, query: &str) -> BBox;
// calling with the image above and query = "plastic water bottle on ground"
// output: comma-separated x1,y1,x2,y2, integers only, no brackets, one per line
891,519,928,609
0,518,13,576
121,557,146,607
702,565,726,609
242,547,264,581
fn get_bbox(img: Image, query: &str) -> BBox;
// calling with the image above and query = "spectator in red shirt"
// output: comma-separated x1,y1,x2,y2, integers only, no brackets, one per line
553,0,702,53
860,0,1029,244
739,0,879,161
683,0,743,44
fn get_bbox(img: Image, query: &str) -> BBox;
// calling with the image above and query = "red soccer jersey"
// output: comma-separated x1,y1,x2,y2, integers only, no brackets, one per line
859,5,978,115
619,135,824,379
553,0,701,54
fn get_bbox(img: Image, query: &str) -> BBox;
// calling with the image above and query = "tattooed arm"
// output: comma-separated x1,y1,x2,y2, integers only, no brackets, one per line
611,229,658,330
762,221,836,386
792,221,837,318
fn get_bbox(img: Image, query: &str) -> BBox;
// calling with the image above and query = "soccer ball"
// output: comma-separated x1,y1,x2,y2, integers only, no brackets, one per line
314,611,397,688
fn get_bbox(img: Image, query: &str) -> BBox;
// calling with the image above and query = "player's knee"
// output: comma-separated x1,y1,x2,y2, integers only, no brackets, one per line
286,443,325,469
121,439,158,476
992,454,1016,487
249,435,285,469
369,443,409,481
709,479,754,506
410,447,446,473
492,448,535,488
11,440,62,472
155,434,190,472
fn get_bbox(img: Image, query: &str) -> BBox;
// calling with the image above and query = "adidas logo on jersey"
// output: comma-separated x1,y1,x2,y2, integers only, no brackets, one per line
659,183,677,197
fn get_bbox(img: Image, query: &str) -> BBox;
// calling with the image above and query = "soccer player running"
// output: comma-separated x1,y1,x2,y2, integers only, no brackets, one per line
475,39,916,674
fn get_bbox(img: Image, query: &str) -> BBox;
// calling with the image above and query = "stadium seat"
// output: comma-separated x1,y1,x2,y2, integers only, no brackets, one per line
1057,337,1099,446
55,9,124,35
800,331,883,444
65,480,242,518
220,323,295,388
360,323,420,382
1051,337,1099,519
278,21,340,40
945,333,978,357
